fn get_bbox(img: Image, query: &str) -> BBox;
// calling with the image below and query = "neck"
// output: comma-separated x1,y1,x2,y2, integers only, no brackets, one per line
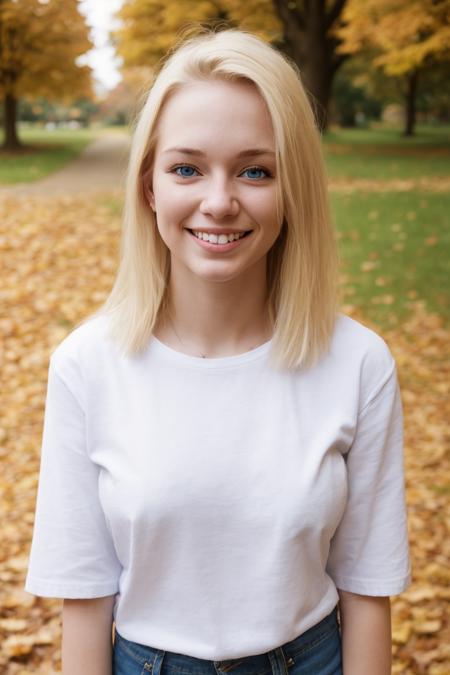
155,262,273,358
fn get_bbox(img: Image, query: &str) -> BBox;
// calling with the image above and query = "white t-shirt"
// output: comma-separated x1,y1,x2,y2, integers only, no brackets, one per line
24,312,411,660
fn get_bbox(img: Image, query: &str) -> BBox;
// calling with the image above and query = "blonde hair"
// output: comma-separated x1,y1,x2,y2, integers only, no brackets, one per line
83,26,340,371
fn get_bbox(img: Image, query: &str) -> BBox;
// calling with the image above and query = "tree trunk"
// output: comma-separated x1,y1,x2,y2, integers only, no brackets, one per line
3,92,21,150
404,70,418,137
272,0,349,132
299,47,333,132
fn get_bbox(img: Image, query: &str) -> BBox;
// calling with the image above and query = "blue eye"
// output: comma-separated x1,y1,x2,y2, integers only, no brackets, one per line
242,166,270,180
170,164,271,180
173,165,198,177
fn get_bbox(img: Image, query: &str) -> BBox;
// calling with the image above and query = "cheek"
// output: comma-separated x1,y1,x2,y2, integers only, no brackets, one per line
252,191,281,230
156,182,197,218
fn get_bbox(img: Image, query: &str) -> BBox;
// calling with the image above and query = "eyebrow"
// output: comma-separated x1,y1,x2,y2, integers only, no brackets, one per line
162,146,276,158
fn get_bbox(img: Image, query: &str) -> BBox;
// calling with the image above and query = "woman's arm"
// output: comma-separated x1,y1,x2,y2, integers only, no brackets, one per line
62,595,115,675
338,590,392,675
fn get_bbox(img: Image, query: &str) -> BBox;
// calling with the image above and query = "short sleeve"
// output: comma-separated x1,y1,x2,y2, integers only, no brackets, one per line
24,356,122,598
326,362,412,596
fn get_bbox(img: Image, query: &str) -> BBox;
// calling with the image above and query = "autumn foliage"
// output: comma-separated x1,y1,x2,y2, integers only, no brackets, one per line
336,0,450,135
112,0,350,130
0,0,93,149
337,0,450,77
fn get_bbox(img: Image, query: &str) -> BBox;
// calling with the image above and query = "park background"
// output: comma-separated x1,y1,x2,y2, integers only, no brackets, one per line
0,0,449,673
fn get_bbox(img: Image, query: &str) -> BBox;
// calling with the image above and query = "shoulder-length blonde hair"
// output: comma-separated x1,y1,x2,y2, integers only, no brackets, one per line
83,26,340,371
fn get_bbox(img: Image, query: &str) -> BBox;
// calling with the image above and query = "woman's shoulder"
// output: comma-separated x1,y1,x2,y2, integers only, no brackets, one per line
332,312,395,365
329,313,397,398
49,313,112,377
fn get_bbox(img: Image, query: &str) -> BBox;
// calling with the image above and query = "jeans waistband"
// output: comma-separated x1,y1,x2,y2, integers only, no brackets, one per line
216,605,339,669
114,605,340,670
272,605,339,664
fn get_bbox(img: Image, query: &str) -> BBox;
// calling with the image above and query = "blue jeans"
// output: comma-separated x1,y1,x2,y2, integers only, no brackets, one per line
113,605,342,675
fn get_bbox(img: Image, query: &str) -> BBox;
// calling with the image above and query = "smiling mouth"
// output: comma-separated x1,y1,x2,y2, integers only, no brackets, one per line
186,229,253,244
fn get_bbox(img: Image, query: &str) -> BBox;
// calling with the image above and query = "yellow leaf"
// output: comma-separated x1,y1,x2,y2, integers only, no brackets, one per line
392,621,412,644
413,620,442,634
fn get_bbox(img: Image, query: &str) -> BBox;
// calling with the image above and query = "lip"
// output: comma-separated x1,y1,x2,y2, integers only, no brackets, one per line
186,229,252,253
186,228,251,235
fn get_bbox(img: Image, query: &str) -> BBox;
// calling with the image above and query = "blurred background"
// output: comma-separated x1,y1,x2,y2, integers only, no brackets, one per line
0,1,449,673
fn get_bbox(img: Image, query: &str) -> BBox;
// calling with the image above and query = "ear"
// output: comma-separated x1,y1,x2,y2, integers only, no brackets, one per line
143,181,156,212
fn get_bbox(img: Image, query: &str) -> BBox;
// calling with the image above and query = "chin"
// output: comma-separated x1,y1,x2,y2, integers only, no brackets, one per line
191,265,245,284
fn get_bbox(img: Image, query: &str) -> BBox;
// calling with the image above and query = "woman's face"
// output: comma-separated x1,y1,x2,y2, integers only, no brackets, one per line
146,78,283,285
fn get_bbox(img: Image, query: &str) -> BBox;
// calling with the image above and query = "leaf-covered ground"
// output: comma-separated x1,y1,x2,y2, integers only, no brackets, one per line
0,193,448,674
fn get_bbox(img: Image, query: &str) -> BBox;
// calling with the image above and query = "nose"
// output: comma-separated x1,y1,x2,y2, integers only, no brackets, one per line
199,176,239,219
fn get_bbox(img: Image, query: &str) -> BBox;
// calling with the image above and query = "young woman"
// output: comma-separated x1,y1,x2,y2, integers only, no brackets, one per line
25,28,411,675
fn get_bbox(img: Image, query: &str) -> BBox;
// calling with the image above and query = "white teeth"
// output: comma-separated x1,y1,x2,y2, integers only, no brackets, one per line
192,230,247,244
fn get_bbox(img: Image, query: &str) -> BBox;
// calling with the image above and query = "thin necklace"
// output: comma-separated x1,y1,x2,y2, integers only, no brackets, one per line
168,312,207,358
167,312,273,359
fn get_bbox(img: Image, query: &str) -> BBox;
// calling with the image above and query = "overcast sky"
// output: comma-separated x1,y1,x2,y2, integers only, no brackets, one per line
78,0,124,95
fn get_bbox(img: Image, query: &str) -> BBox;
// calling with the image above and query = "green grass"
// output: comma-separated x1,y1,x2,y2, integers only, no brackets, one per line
332,191,450,328
0,127,95,184
324,124,450,146
323,125,450,328
323,125,450,180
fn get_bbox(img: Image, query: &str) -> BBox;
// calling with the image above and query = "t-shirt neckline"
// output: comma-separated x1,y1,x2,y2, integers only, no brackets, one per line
150,334,273,369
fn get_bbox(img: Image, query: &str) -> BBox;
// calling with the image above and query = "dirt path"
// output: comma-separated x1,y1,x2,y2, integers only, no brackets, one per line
0,130,131,197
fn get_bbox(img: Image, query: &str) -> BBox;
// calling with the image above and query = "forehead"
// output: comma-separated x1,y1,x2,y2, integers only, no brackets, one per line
155,79,275,154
